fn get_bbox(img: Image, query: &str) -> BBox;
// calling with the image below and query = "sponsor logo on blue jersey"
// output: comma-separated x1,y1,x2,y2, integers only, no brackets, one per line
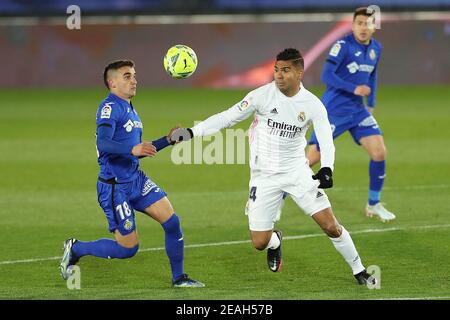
123,119,143,132
346,62,375,74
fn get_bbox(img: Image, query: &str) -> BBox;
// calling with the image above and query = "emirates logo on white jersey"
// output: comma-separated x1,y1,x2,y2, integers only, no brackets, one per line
267,118,302,138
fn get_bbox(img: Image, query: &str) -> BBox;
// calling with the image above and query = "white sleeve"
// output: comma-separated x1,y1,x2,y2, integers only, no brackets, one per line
311,100,335,171
191,94,257,137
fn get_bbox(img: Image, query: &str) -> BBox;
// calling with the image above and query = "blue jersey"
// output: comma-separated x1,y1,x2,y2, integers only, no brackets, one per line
96,93,143,183
321,33,382,116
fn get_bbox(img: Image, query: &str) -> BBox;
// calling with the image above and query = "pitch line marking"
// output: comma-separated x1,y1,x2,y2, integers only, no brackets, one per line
373,296,450,300
175,184,450,196
1,223,450,265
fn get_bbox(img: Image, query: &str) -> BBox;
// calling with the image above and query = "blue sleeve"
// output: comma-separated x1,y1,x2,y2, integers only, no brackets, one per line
152,136,173,152
367,66,377,107
321,41,357,94
327,41,347,65
367,43,382,107
96,123,133,154
321,60,357,94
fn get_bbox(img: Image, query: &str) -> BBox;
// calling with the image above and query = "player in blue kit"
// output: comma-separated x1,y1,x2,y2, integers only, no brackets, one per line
60,60,204,288
307,7,396,222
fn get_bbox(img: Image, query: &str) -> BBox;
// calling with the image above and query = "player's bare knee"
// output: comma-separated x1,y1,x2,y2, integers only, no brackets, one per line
250,230,272,250
323,223,342,238
251,237,269,251
371,146,386,161
145,197,174,223
253,242,267,251
381,145,387,159
115,230,139,248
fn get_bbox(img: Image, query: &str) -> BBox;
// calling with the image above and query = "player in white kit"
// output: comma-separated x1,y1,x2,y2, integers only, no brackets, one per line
171,49,376,285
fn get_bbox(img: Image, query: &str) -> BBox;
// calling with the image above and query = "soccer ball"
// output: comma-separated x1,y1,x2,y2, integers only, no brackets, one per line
163,44,198,79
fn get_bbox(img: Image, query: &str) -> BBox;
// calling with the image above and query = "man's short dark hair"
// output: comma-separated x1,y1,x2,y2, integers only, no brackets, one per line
276,48,304,69
353,7,375,21
103,60,135,89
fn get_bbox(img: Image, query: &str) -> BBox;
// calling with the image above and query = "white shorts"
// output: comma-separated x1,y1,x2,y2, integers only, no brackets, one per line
245,164,331,231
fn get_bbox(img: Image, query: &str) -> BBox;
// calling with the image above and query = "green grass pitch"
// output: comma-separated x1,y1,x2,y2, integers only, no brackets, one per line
0,86,449,299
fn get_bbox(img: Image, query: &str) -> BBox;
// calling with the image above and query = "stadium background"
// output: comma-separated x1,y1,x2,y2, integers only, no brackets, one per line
1,0,449,87
0,0,449,300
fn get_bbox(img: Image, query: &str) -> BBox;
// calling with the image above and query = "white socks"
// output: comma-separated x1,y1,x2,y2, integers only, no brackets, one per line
329,225,365,275
266,231,281,250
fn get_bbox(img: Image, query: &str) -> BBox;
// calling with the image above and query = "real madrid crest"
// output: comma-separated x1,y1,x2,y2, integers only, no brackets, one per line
298,111,306,122
369,49,376,60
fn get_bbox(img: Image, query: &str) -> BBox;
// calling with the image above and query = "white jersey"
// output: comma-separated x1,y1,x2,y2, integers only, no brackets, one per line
192,81,335,174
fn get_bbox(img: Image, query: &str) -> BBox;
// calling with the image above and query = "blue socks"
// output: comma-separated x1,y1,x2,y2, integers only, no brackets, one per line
162,214,184,281
70,213,185,282
368,160,386,205
72,239,138,260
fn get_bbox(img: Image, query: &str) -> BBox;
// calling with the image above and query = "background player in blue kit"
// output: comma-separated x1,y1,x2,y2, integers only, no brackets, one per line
60,60,204,288
307,7,396,222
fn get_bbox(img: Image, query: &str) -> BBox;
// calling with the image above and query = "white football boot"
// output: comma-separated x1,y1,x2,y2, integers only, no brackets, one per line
365,203,396,222
60,238,78,280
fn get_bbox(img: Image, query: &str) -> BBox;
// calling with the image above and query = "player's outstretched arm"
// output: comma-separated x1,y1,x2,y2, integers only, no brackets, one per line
137,126,183,159
149,125,182,150
171,97,257,143
168,92,259,144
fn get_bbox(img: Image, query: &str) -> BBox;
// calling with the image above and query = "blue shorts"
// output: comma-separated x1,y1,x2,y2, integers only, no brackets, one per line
97,170,167,235
309,108,382,150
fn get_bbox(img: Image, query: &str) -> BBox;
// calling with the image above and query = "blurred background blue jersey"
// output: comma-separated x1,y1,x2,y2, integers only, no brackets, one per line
321,33,382,116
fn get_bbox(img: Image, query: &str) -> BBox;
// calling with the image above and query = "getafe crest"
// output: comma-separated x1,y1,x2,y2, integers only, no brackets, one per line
298,112,306,122
369,49,376,60
123,219,134,231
